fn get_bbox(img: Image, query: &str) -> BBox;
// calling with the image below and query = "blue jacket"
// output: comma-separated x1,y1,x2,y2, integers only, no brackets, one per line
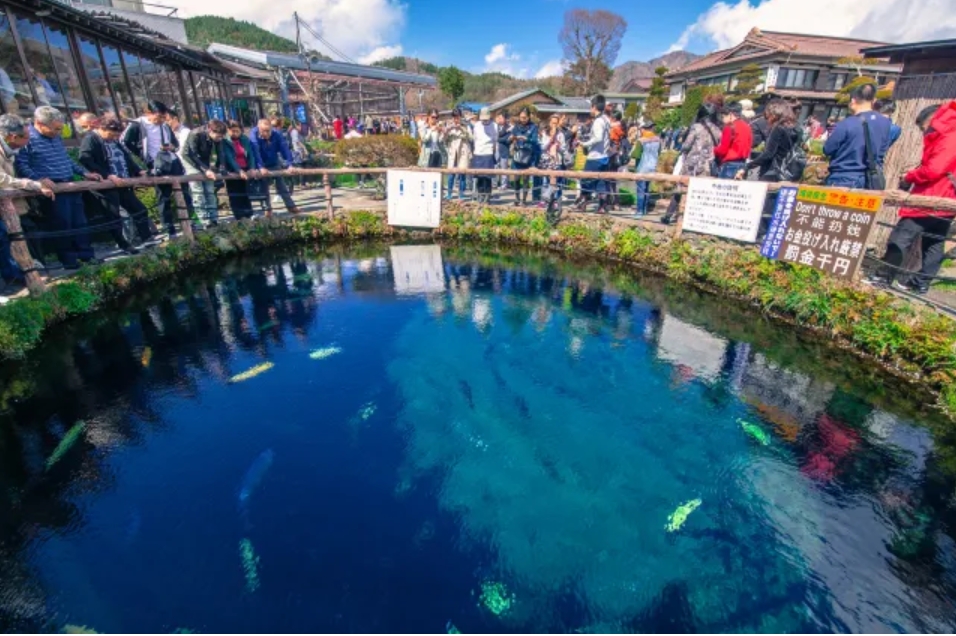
249,127,293,168
823,111,892,177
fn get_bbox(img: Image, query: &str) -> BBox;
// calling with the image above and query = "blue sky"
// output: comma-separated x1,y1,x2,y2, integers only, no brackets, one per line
168,0,956,77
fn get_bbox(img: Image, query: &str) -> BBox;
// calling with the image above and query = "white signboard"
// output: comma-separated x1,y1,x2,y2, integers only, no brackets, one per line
387,169,442,228
390,245,446,295
656,315,729,382
683,177,768,243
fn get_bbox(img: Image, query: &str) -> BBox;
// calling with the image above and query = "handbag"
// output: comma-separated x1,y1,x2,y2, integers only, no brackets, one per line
704,124,720,177
151,150,184,177
861,117,886,190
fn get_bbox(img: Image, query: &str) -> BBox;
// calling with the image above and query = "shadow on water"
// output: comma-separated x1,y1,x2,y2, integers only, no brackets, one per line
0,241,955,633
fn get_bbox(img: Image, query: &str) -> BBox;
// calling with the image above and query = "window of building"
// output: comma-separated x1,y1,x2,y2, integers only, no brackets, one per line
777,67,819,90
0,11,37,116
77,36,114,115
122,49,148,115
185,71,203,125
13,14,63,110
828,73,847,91
42,23,88,116
100,44,132,118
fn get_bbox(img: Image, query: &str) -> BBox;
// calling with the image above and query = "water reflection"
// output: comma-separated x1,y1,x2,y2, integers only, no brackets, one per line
0,244,953,633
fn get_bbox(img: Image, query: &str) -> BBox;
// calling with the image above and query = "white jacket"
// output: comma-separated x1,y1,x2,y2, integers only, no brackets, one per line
582,115,610,160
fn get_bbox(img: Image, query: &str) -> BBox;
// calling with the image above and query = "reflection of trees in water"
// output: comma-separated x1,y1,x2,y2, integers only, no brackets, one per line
0,248,340,632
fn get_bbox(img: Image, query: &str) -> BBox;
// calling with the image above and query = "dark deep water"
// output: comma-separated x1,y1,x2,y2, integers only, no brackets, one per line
2,243,956,634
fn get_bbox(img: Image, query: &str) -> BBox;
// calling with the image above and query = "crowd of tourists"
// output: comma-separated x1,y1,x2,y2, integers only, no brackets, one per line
0,101,311,301
326,114,407,140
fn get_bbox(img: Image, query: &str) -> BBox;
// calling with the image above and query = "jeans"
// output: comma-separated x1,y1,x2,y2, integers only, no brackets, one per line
254,173,295,211
881,216,954,285
826,173,867,189
156,183,194,234
446,173,466,199
532,175,544,202
190,180,218,223
37,193,93,268
226,179,254,219
635,180,652,215
718,161,745,180
512,161,532,193
497,156,510,188
0,219,21,281
581,158,608,197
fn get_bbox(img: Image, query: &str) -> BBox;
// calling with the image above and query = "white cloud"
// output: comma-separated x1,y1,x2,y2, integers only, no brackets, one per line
482,43,529,77
534,59,565,79
669,0,956,52
164,0,407,64
358,44,404,64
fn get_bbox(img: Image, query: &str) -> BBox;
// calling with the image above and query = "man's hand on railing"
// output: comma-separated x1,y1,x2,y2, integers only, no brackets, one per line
107,175,124,186
259,168,270,176
85,172,103,182
239,171,249,180
204,170,216,181
39,185,54,200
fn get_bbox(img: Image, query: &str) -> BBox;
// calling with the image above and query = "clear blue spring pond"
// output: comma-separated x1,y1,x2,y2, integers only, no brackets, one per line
2,243,956,633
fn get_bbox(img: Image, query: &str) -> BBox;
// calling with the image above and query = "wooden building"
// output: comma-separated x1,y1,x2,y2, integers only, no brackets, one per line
0,0,232,135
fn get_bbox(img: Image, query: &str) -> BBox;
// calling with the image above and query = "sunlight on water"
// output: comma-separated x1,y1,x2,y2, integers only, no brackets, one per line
0,244,954,633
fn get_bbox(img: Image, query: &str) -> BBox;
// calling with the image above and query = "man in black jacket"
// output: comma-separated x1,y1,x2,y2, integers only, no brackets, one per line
120,100,186,237
80,114,154,253
182,120,246,226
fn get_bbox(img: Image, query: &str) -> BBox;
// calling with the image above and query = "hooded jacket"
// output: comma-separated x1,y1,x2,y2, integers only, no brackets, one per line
899,100,956,219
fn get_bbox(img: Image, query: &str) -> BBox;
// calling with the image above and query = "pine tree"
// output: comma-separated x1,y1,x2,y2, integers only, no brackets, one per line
730,63,763,102
644,66,668,122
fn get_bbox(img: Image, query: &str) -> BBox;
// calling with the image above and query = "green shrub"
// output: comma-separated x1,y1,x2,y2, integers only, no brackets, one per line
334,135,419,168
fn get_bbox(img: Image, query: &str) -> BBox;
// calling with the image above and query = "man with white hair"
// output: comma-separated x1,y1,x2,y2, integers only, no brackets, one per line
15,106,102,270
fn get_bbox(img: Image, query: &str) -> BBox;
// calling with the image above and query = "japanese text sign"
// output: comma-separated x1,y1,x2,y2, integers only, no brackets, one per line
683,177,768,243
760,186,882,279
387,170,442,228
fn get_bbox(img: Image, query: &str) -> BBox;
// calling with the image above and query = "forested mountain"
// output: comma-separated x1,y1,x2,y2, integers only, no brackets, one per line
184,16,298,53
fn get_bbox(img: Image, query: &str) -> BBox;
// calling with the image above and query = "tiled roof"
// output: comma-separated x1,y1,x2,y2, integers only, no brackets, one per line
668,28,892,77
487,88,561,111
556,96,592,109
768,88,838,101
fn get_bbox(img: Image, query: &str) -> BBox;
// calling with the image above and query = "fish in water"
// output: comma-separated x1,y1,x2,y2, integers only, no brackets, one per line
228,362,274,383
459,380,474,410
309,346,342,360
46,421,86,471
238,449,275,516
665,498,702,533
141,346,152,368
62,625,98,634
358,402,377,421
258,320,280,332
738,419,771,446
239,537,261,593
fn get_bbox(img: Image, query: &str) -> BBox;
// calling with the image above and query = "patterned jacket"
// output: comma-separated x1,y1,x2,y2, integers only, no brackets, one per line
679,120,722,177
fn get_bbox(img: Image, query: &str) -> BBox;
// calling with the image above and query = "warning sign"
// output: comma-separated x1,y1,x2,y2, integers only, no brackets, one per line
387,170,442,228
761,186,882,279
683,177,768,242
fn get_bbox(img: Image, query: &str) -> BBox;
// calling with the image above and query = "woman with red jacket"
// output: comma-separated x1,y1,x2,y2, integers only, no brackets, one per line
875,101,956,294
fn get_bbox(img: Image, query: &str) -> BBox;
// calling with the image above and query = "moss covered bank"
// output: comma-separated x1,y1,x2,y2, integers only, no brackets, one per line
2,206,955,416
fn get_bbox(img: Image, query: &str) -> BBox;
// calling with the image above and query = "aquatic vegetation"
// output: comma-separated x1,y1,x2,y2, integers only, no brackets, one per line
666,499,702,533
445,620,461,634
239,538,261,593
292,273,313,283
258,320,280,332
739,419,771,446
238,449,275,509
46,421,86,470
228,362,275,384
309,346,342,360
478,581,515,616
358,402,377,421
141,346,152,368
62,625,97,634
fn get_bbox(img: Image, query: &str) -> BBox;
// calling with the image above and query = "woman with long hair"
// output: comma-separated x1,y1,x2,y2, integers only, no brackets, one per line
510,107,539,206
417,109,443,169
442,108,473,201
538,113,570,210
661,102,722,224
736,99,799,182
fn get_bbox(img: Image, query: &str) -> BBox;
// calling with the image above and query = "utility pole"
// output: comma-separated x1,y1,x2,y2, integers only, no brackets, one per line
294,12,301,55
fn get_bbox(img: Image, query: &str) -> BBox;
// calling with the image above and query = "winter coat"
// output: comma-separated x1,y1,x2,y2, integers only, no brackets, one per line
182,127,235,174
746,125,799,181
635,136,661,174
0,140,42,215
221,135,260,172
417,123,444,168
79,131,144,179
249,126,293,168
442,122,473,169
120,117,178,166
537,129,569,170
899,100,956,219
679,120,722,177
510,122,539,166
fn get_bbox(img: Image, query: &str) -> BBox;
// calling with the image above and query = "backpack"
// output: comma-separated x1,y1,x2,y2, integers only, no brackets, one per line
771,129,807,182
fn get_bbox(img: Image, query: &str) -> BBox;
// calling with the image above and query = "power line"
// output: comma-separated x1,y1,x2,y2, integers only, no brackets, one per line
294,13,358,65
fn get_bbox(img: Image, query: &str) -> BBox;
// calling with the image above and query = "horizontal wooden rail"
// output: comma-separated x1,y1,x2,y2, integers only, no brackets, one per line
2,166,953,214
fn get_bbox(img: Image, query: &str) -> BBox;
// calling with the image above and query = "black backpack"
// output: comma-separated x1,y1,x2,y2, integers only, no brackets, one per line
772,128,807,182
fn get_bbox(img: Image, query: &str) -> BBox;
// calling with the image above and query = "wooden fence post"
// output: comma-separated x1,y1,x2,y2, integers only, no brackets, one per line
171,183,195,244
0,198,44,295
324,174,334,220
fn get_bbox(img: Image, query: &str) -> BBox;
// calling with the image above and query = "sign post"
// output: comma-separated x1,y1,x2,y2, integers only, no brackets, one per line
387,169,442,228
682,177,768,243
761,186,883,279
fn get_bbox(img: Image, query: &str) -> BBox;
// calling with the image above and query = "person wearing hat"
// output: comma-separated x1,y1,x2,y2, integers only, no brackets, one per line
631,122,661,216
471,107,498,204
715,102,753,179
79,113,154,253
442,108,473,201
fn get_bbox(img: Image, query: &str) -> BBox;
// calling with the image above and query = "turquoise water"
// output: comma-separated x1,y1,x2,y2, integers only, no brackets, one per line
1,243,955,633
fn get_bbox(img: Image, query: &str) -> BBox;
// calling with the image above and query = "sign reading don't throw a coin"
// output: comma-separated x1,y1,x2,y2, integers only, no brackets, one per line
760,186,882,279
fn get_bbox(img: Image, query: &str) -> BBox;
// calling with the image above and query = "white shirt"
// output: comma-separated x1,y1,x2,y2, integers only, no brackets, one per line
582,115,610,160
142,119,163,161
174,125,191,154
471,120,497,157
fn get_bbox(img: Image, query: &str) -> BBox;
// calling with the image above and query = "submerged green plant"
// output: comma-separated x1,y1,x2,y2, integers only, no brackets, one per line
239,538,261,593
478,580,515,616
665,498,702,532
739,419,771,446
309,346,342,360
46,421,86,470
358,402,377,421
